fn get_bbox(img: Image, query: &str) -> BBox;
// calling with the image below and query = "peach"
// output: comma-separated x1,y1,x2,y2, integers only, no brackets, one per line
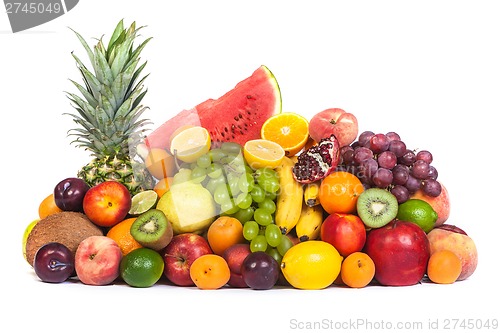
222,243,251,288
411,181,450,227
427,225,478,281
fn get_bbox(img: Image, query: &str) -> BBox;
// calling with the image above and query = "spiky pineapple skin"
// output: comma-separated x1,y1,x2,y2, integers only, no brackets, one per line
78,156,154,196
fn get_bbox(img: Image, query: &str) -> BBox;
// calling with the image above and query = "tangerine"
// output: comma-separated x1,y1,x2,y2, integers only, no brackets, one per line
340,252,375,288
318,171,365,214
260,112,309,157
207,216,244,255
427,250,462,284
189,254,231,290
106,217,143,256
38,193,63,219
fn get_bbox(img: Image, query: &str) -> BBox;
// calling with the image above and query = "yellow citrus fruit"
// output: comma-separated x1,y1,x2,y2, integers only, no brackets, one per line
280,240,343,289
261,112,309,157
169,126,211,163
243,139,285,169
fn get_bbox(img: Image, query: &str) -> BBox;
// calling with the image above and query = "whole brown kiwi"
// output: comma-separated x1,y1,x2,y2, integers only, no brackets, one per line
25,211,103,266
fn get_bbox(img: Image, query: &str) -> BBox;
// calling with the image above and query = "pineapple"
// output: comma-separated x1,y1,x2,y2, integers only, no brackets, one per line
65,20,154,195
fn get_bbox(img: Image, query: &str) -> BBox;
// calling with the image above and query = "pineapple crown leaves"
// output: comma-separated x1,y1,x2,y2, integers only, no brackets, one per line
64,19,153,159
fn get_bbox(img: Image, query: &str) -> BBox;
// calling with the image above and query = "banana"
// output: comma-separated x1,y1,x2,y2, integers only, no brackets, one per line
303,181,321,207
275,156,304,234
295,203,324,242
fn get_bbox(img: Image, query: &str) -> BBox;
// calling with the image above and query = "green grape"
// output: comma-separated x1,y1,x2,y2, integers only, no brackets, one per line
265,224,282,247
250,185,266,203
206,163,223,179
254,208,273,226
221,199,239,215
209,148,226,162
243,221,259,241
196,154,212,168
172,168,192,184
236,192,253,209
256,168,280,193
265,191,277,201
233,206,255,223
266,247,282,265
277,234,294,256
214,184,231,205
228,176,241,197
258,198,276,214
206,176,226,194
250,234,268,252
191,166,207,183
221,142,243,154
238,172,255,193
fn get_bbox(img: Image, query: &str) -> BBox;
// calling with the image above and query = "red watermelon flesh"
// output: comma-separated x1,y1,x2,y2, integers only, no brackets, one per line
143,65,281,150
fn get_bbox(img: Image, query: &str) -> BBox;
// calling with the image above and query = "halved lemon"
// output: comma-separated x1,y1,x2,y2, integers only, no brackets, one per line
243,139,285,169
261,112,309,157
169,126,211,163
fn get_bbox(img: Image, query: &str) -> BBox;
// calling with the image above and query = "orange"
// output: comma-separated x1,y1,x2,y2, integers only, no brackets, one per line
144,148,177,180
189,254,231,290
243,139,285,169
318,171,365,214
340,252,375,288
261,112,310,157
38,193,63,219
207,216,244,255
427,250,462,284
154,177,174,197
106,217,143,256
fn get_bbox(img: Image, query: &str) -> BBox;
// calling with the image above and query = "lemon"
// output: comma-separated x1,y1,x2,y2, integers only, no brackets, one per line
129,190,158,215
243,139,285,169
280,240,343,290
22,219,39,263
169,126,211,163
397,198,438,233
120,248,165,287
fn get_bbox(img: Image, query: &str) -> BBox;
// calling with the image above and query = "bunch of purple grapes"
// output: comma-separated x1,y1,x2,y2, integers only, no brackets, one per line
338,131,442,204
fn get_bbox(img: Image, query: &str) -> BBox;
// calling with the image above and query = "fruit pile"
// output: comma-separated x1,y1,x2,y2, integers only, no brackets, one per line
23,20,478,290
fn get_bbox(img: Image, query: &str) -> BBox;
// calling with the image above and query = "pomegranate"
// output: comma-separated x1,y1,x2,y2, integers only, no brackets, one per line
292,135,340,183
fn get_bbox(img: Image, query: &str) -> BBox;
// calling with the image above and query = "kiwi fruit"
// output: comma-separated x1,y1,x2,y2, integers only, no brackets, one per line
25,211,103,266
130,209,173,251
356,188,398,228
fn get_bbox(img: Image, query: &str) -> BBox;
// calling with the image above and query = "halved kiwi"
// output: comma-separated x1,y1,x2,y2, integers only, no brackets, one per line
130,209,173,251
356,188,398,228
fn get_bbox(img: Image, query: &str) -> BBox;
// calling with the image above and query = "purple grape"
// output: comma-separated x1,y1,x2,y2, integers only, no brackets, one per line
377,151,397,170
411,160,431,179
386,131,401,141
405,175,421,193
358,158,378,182
241,251,279,290
353,147,374,165
388,140,407,157
340,146,355,165
398,149,416,166
392,164,410,185
391,185,410,204
372,168,393,188
369,134,390,153
358,131,375,147
421,179,442,197
33,242,75,283
427,165,438,180
416,150,433,164
54,177,90,212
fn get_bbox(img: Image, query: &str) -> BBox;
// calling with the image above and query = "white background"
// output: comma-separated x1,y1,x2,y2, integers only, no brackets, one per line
1,1,499,332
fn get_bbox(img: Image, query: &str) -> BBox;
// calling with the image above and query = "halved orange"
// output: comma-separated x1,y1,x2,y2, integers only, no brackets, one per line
243,139,285,169
261,112,309,156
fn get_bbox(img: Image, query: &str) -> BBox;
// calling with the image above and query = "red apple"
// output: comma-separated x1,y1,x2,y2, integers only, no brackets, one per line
427,224,478,281
83,181,132,228
163,233,213,286
74,236,122,286
320,213,366,257
364,220,430,286
309,108,358,147
411,181,450,227
222,243,251,288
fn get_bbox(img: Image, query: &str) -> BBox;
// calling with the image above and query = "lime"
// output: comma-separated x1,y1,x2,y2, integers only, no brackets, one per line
280,240,342,290
396,198,438,233
120,248,164,287
129,190,158,215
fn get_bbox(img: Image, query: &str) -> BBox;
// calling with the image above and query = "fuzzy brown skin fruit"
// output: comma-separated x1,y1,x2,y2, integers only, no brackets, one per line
411,181,450,227
25,212,103,267
427,226,478,281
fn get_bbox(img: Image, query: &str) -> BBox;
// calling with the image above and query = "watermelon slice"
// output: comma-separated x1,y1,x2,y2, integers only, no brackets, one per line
143,65,281,151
